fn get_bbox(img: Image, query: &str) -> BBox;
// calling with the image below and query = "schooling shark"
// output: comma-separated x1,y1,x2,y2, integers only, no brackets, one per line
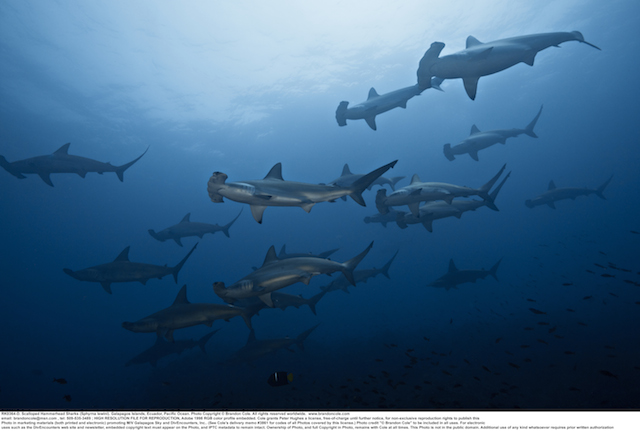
0,143,148,187
429,258,502,290
444,106,543,161
148,210,242,246
213,242,373,306
416,31,600,100
328,164,405,199
122,285,252,342
525,175,613,209
207,160,397,224
225,325,319,364
125,330,219,367
63,243,198,294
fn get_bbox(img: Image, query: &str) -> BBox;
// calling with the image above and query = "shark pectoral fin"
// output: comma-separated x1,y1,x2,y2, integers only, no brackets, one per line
259,293,274,307
422,220,433,232
547,202,556,209
173,238,183,246
444,195,454,204
38,173,54,187
250,205,267,224
469,150,479,161
408,202,420,217
462,77,480,101
300,202,315,213
364,116,377,131
165,330,175,343
100,282,112,294
300,273,313,285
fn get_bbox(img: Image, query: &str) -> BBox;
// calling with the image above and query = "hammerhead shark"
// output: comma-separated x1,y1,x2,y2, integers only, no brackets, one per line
149,210,242,246
416,31,600,100
236,290,328,317
277,245,339,260
364,209,407,228
0,143,148,186
125,330,219,367
525,175,613,209
429,258,502,290
63,243,197,294
225,325,319,364
397,171,510,232
320,250,399,294
444,106,543,161
122,285,252,342
376,164,506,216
213,242,373,306
207,160,397,223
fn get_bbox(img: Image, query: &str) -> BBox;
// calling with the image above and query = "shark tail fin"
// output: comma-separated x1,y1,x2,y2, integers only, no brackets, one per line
348,160,398,206
524,105,543,138
417,42,445,89
341,241,374,286
295,324,320,351
489,258,502,281
595,175,613,199
443,144,455,161
485,171,511,211
198,329,220,353
478,164,507,201
336,101,349,126
172,242,198,283
307,290,327,316
380,250,399,279
115,146,148,182
388,176,405,191
222,209,243,237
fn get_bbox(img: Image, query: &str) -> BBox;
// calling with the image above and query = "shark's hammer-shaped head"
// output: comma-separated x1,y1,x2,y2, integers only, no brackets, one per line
122,318,158,333
63,267,103,282
208,171,228,203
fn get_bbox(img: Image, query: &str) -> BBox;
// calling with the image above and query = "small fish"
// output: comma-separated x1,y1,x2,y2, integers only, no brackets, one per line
583,295,593,300
599,370,618,379
564,351,575,355
162,382,171,386
529,308,547,315
604,345,615,350
608,292,619,298
520,345,530,348
586,270,595,274
524,327,534,331
566,308,575,312
599,251,607,255
508,362,520,369
594,263,606,268
442,370,452,376
389,344,398,348
548,326,557,334
601,274,615,278
463,359,471,365
423,337,430,341
482,366,491,373
537,321,550,326
526,298,537,302
473,376,481,381
523,358,532,363
562,282,573,286
578,322,588,326
568,387,581,392
374,358,383,362
537,339,548,345
495,337,502,344
62,395,71,402
631,230,639,234
53,378,67,385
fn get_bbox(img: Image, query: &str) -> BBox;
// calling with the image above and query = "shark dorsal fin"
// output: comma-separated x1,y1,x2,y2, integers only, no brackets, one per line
341,164,352,176
181,213,191,223
264,163,284,180
367,88,379,100
466,36,484,48
246,329,257,345
54,143,71,155
172,285,190,305
262,246,278,266
448,259,458,273
548,180,556,190
114,246,131,262
410,174,421,184
278,244,287,257
470,125,481,135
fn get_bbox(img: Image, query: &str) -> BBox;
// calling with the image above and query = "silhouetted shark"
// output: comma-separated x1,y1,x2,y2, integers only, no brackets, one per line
430,258,502,290
225,325,319,363
525,176,613,209
0,143,148,186
63,243,197,294
417,31,600,99
125,330,219,367
122,285,252,342
444,106,543,161
207,160,397,223
149,210,242,246
320,250,398,294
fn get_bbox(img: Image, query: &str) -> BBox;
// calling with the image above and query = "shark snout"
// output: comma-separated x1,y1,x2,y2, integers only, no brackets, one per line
63,268,78,279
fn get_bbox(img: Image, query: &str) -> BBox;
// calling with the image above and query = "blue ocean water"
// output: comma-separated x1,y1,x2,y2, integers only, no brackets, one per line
1,0,639,410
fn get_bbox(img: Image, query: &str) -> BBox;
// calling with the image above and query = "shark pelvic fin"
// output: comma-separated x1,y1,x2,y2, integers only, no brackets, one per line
259,293,274,307
364,116,377,131
250,205,267,224
100,282,112,294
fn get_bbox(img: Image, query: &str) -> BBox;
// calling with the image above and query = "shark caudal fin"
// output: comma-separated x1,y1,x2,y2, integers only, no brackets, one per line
380,250,399,279
443,144,455,161
307,290,327,316
221,209,243,238
417,42,445,89
336,101,349,126
172,242,198,283
198,329,220,353
341,241,374,286
524,105,543,138
388,176,405,191
295,324,320,352
115,146,148,182
489,258,502,281
375,189,390,214
348,160,398,206
478,164,507,201
485,171,511,211
570,31,601,50
0,156,23,178
595,175,613,199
